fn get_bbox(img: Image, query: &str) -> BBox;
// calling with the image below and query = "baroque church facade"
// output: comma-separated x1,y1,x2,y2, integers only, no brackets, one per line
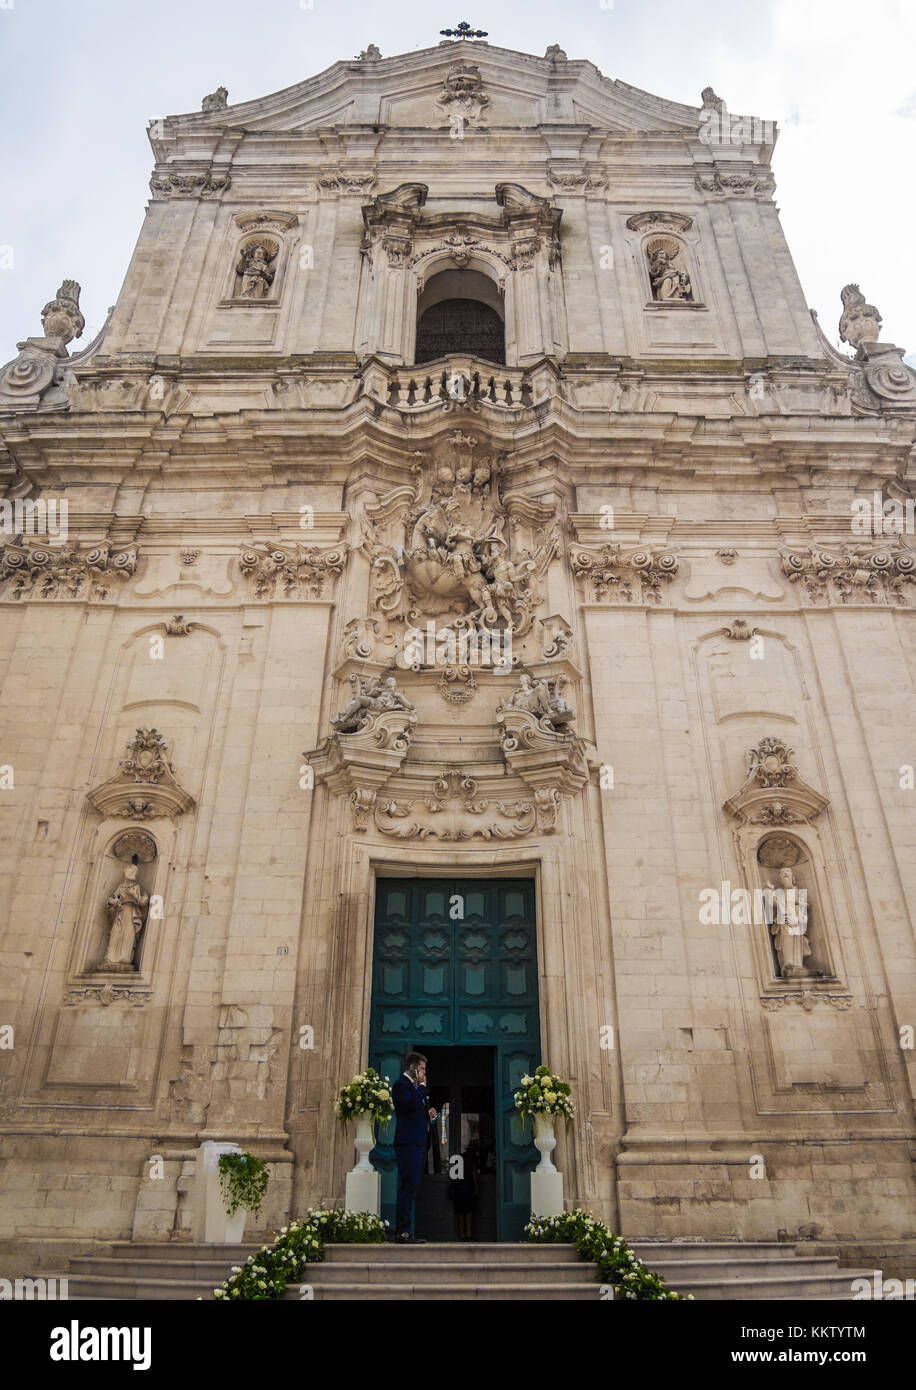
2,38,916,1260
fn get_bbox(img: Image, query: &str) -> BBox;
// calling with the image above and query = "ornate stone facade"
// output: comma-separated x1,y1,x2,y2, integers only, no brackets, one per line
1,38,915,1266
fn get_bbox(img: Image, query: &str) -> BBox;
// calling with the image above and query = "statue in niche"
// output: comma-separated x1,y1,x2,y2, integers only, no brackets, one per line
764,863,813,978
236,240,278,299
648,243,693,302
99,858,149,972
502,672,575,732
332,673,416,733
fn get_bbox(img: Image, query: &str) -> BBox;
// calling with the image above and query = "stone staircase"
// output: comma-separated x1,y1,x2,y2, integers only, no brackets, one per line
632,1241,871,1300
55,1237,869,1301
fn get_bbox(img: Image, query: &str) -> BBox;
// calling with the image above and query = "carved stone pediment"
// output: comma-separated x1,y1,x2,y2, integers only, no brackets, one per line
723,737,828,826
87,729,195,820
626,211,693,233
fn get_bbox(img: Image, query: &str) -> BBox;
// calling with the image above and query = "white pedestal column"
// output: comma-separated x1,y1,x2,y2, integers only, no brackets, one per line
192,1141,248,1244
344,1114,380,1216
530,1114,565,1218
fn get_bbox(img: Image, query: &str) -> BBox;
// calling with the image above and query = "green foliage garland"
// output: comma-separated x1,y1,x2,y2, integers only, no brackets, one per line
527,1210,692,1301
212,1209,388,1300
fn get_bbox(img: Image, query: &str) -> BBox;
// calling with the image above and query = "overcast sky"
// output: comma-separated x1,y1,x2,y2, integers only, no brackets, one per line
0,0,913,364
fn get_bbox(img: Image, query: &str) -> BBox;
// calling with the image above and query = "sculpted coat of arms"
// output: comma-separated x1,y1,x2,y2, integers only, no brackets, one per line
358,431,557,643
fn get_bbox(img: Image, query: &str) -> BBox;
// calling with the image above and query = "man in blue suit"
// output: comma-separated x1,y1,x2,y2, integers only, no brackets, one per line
392,1052,437,1243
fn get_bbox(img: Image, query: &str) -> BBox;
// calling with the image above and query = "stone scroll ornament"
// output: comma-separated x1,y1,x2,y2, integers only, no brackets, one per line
838,283,916,406
87,728,196,820
0,279,85,409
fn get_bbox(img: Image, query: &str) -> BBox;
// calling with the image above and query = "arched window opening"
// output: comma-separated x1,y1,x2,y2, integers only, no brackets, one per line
414,269,505,365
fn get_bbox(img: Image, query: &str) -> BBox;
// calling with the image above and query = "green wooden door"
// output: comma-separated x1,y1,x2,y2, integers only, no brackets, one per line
369,878,540,1240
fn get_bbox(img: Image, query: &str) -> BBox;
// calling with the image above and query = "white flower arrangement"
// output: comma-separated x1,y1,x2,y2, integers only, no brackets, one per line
334,1066,394,1125
513,1064,575,1123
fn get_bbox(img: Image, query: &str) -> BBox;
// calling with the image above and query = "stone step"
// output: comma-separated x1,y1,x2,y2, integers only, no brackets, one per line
659,1272,866,1300
71,1256,256,1281
107,1241,261,1262
283,1281,601,1301
50,1274,218,1301
632,1241,801,1261
324,1242,580,1263
637,1255,854,1280
306,1259,588,1285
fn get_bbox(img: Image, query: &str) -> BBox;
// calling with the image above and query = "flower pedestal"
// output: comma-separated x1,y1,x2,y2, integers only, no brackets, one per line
344,1113,380,1216
530,1114,564,1219
192,1141,247,1244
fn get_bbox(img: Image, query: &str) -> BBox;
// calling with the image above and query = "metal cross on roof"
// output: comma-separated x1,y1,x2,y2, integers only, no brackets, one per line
440,21,488,39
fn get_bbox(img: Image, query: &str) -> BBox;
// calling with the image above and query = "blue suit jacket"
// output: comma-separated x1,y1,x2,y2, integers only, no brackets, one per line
393,1075,431,1148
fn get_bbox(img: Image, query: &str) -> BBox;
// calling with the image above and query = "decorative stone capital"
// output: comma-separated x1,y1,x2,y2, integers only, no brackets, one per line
238,541,347,598
569,543,679,604
780,545,916,606
0,539,137,601
87,728,195,819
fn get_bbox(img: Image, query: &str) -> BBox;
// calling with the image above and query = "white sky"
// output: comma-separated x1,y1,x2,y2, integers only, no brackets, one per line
1,0,914,364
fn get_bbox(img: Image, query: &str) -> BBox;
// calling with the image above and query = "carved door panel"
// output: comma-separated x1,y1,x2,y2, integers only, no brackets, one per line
369,877,540,1240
